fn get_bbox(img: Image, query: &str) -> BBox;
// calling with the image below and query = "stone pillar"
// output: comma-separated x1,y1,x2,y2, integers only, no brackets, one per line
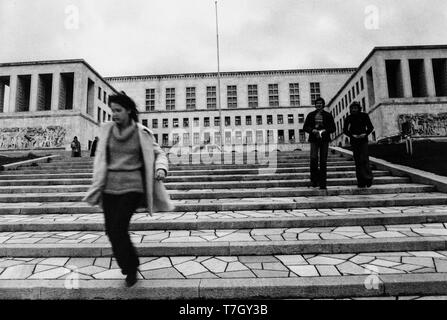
373,57,389,101
0,81,4,113
73,72,86,113
424,58,437,97
51,72,61,111
29,74,38,112
7,74,17,113
401,59,413,98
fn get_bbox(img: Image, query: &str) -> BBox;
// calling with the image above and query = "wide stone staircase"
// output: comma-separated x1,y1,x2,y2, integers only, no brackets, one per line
0,150,447,299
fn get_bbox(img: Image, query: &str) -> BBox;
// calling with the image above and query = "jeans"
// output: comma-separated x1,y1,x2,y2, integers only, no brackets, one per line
351,139,373,186
310,141,329,187
102,192,143,274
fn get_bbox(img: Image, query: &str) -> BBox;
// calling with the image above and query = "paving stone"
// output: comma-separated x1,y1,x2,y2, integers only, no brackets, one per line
188,272,219,279
93,269,124,279
316,265,341,276
252,270,290,278
349,255,375,264
434,259,447,273
307,256,345,265
170,257,196,265
275,255,307,266
94,258,111,269
66,258,95,269
140,257,172,271
402,257,435,268
364,265,405,274
141,267,185,279
202,258,228,273
76,266,107,276
289,265,319,277
34,265,57,273
226,262,248,272
40,258,70,267
0,264,35,279
370,259,401,268
29,267,71,279
337,262,366,275
262,262,289,271
176,261,208,276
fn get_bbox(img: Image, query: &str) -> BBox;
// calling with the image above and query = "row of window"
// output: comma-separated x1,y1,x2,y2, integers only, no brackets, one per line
145,83,321,111
141,114,307,129
153,129,307,146
332,77,365,118
97,87,108,104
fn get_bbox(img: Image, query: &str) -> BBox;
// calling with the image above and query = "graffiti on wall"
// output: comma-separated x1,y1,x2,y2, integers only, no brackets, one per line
398,113,447,137
0,126,67,150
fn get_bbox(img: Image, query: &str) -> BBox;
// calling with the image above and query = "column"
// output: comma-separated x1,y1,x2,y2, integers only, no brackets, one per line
0,81,4,113
373,57,389,101
73,71,86,113
424,58,437,97
51,72,61,111
7,74,17,113
401,59,413,98
29,74,38,112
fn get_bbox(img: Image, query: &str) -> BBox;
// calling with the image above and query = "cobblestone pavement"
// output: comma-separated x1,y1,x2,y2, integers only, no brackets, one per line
1,222,447,244
1,251,447,280
0,205,446,223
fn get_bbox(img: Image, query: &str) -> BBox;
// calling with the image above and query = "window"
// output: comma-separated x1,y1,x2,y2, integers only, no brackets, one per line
172,133,179,145
183,118,189,128
225,116,231,126
108,114,111,121
235,131,242,145
277,114,283,124
183,133,190,146
152,119,158,129
166,88,175,110
298,114,304,123
142,119,148,127
310,82,321,105
162,134,169,146
97,107,101,123
173,118,179,128
225,132,232,145
299,129,306,142
246,131,253,144
288,114,294,124
235,116,241,126
186,87,196,110
103,110,106,122
267,130,274,143
204,117,210,127
360,77,364,91
103,91,107,104
361,97,366,112
193,132,200,145
214,132,221,145
207,86,217,109
256,130,264,144
277,130,284,144
356,82,360,95
227,85,237,108
162,118,168,128
145,88,155,111
214,117,220,127
98,87,102,100
193,117,200,127
409,59,429,97
204,132,211,144
288,129,295,143
289,83,300,106
268,84,279,107
248,84,258,108
385,60,404,98
256,115,262,125
267,115,273,125
246,116,252,125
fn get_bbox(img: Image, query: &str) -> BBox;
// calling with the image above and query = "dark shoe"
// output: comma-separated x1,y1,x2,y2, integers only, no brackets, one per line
125,270,138,287
366,181,373,188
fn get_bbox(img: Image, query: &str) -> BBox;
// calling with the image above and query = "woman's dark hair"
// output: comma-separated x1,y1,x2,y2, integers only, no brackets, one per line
108,92,139,122
314,97,326,106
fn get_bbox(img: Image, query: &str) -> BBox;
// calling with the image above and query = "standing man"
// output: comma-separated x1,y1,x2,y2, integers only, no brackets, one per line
303,98,336,190
343,101,374,188
90,136,99,157
71,136,81,157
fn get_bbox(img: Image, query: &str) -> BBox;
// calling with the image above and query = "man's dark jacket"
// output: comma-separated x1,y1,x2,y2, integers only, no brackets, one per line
303,110,336,143
343,112,374,143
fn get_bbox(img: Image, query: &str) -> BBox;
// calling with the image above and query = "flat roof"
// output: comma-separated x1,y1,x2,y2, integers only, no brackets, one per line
0,59,118,93
327,44,447,107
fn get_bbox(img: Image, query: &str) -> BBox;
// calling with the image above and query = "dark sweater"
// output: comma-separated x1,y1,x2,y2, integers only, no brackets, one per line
343,112,374,142
303,110,336,143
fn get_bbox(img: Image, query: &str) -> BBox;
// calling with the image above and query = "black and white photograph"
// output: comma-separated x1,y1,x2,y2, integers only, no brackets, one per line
1,0,447,311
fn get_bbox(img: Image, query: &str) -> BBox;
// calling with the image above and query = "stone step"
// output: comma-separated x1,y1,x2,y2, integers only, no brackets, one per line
0,193,446,214
0,184,433,203
0,176,410,191
2,163,359,175
1,222,447,256
1,252,447,299
0,170,390,181
0,184,434,200
0,206,446,232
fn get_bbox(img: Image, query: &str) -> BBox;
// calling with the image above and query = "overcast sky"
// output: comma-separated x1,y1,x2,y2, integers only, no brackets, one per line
1,0,446,76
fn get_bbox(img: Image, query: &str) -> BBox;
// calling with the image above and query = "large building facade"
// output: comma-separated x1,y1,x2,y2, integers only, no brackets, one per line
106,68,355,152
1,45,446,153
329,45,447,146
0,60,116,152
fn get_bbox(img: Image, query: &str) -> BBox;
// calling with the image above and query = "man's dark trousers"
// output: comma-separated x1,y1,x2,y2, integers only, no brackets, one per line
310,141,329,188
351,139,373,186
102,192,142,274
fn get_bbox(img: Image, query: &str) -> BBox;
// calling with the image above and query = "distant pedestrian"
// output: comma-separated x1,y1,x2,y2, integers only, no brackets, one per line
90,136,99,157
82,92,174,287
303,97,336,190
343,101,374,188
71,136,81,157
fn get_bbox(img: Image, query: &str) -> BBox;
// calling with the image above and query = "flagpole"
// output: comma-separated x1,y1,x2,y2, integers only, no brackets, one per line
214,0,223,157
